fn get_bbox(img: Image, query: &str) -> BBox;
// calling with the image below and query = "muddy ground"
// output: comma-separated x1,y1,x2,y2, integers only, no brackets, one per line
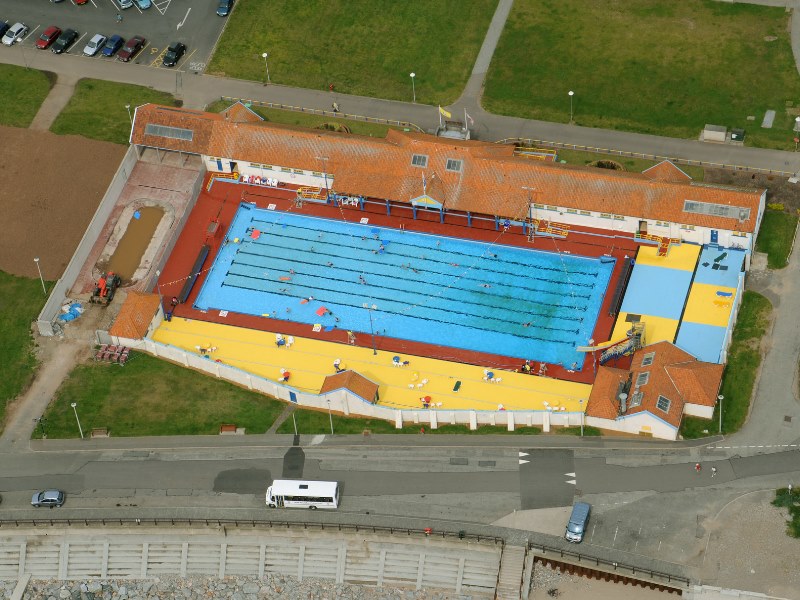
705,166,800,209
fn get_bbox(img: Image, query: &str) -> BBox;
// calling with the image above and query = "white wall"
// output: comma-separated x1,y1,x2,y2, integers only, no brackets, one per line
683,403,714,419
585,413,678,440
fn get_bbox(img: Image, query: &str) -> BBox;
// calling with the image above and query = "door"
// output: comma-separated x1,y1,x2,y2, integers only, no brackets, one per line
711,230,718,244
638,220,647,235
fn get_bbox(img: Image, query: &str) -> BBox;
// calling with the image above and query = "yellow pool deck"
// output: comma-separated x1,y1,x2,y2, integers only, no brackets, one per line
152,318,591,412
683,282,737,327
635,243,700,271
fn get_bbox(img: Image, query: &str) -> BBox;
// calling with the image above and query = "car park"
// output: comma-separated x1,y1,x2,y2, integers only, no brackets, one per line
83,34,107,57
135,0,152,9
217,0,234,16
0,22,12,40
52,29,78,54
36,26,62,50
162,42,186,67
117,35,145,62
31,490,65,508
102,35,124,58
2,22,28,46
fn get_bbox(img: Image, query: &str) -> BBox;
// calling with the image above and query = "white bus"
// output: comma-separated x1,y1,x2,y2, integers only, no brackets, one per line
266,479,340,510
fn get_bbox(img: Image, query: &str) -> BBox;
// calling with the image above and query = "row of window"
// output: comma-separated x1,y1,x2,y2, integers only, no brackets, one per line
411,154,463,173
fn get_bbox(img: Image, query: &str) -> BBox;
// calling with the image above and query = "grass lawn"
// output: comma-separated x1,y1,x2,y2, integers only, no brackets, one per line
277,408,541,435
208,0,496,105
36,353,285,438
484,1,800,149
556,149,705,181
0,272,49,427
50,80,180,145
205,99,396,138
0,65,52,127
555,426,602,437
772,487,800,537
755,209,799,269
680,291,772,439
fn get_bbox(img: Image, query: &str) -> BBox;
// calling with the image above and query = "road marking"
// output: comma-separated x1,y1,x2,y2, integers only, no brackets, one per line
154,0,172,15
518,451,529,458
518,459,529,465
177,7,191,30
565,472,575,477
710,443,799,449
565,479,576,485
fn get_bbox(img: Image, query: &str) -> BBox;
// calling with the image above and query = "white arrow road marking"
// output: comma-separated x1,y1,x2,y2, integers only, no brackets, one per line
177,7,191,30
519,459,529,465
565,472,575,477
566,479,576,485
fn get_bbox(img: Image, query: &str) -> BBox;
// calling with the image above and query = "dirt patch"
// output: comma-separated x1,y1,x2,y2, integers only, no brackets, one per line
703,167,800,211
0,126,126,280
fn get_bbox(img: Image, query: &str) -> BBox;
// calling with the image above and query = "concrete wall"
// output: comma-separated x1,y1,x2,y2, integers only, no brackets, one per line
585,412,678,440
36,146,139,336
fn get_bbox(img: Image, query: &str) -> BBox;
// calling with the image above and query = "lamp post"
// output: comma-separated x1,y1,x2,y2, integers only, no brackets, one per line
327,399,334,435
717,394,724,435
579,398,584,437
261,52,270,84
33,257,46,295
410,72,416,103
364,303,378,355
795,117,800,150
568,90,574,123
70,403,84,439
125,104,132,125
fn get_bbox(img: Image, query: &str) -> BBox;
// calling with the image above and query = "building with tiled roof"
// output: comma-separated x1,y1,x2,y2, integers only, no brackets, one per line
319,370,380,405
130,104,765,261
586,341,724,439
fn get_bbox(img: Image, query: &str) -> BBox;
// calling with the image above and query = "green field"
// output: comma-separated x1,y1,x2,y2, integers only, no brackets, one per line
205,99,397,137
0,272,49,428
208,0,496,105
681,291,772,438
50,80,180,145
755,209,799,269
484,1,800,149
0,65,52,127
36,353,285,438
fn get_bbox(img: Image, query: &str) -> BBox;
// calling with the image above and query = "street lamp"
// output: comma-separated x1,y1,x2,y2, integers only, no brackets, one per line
410,72,416,103
717,394,724,435
568,90,574,123
125,104,132,125
261,52,270,84
579,398,584,437
33,257,46,295
327,399,334,435
363,303,378,355
70,403,84,439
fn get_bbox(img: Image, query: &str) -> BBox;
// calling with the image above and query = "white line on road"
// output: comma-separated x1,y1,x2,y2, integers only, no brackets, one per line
518,459,528,465
177,8,191,30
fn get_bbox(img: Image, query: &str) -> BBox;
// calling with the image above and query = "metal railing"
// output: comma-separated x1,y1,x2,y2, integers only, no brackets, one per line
219,97,425,133
0,517,503,545
528,541,690,588
495,137,795,177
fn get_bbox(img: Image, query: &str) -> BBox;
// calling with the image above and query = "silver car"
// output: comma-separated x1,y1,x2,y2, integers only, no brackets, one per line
2,22,28,46
31,489,65,507
120,0,134,8
83,34,107,57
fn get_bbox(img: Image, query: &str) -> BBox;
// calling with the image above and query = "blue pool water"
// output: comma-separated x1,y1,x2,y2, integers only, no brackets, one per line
194,204,615,366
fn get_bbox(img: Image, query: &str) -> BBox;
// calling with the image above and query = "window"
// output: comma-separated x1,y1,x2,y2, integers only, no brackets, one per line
144,124,193,141
641,352,655,367
566,209,578,214
680,224,696,231
628,391,643,408
411,154,428,168
547,205,558,211
683,199,750,221
533,203,545,209
656,395,671,413
636,372,650,387
580,211,591,216
613,215,625,221
281,167,292,173
732,231,747,237
600,213,612,219
293,169,303,174
312,171,323,177
445,158,463,172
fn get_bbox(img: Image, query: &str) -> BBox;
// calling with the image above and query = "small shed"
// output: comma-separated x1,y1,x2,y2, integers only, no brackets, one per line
703,124,727,143
320,370,380,404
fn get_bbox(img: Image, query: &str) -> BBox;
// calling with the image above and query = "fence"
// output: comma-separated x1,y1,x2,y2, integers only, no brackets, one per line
495,137,796,177
218,96,425,133
36,146,139,336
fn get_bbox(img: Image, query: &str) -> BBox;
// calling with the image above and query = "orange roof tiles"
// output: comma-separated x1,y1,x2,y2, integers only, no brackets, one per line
131,104,764,233
319,370,379,403
587,341,723,428
221,101,265,124
642,160,692,183
109,292,161,340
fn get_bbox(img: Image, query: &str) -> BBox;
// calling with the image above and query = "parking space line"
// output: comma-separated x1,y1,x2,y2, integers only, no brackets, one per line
26,26,41,43
179,48,198,70
149,46,168,68
74,32,89,48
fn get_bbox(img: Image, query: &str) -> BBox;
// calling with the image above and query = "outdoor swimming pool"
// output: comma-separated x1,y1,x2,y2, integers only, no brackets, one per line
193,204,615,366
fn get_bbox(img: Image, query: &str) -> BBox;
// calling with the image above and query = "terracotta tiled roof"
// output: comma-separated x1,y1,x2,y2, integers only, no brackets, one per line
221,101,264,124
319,370,379,403
642,160,692,183
587,341,723,428
130,105,764,232
109,292,161,340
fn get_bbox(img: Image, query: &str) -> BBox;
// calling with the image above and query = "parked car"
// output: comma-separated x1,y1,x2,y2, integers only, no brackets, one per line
101,34,124,57
162,42,186,67
135,0,152,8
564,502,591,543
0,23,9,39
75,0,90,4
83,33,107,57
217,0,234,16
31,490,65,508
2,22,28,46
36,26,61,50
120,0,134,8
51,29,78,54
117,35,145,62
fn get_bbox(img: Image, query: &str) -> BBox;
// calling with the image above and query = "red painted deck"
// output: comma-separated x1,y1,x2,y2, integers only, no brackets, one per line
156,177,644,385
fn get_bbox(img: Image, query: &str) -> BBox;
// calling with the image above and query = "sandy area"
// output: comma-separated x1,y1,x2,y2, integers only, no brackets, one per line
530,563,674,599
